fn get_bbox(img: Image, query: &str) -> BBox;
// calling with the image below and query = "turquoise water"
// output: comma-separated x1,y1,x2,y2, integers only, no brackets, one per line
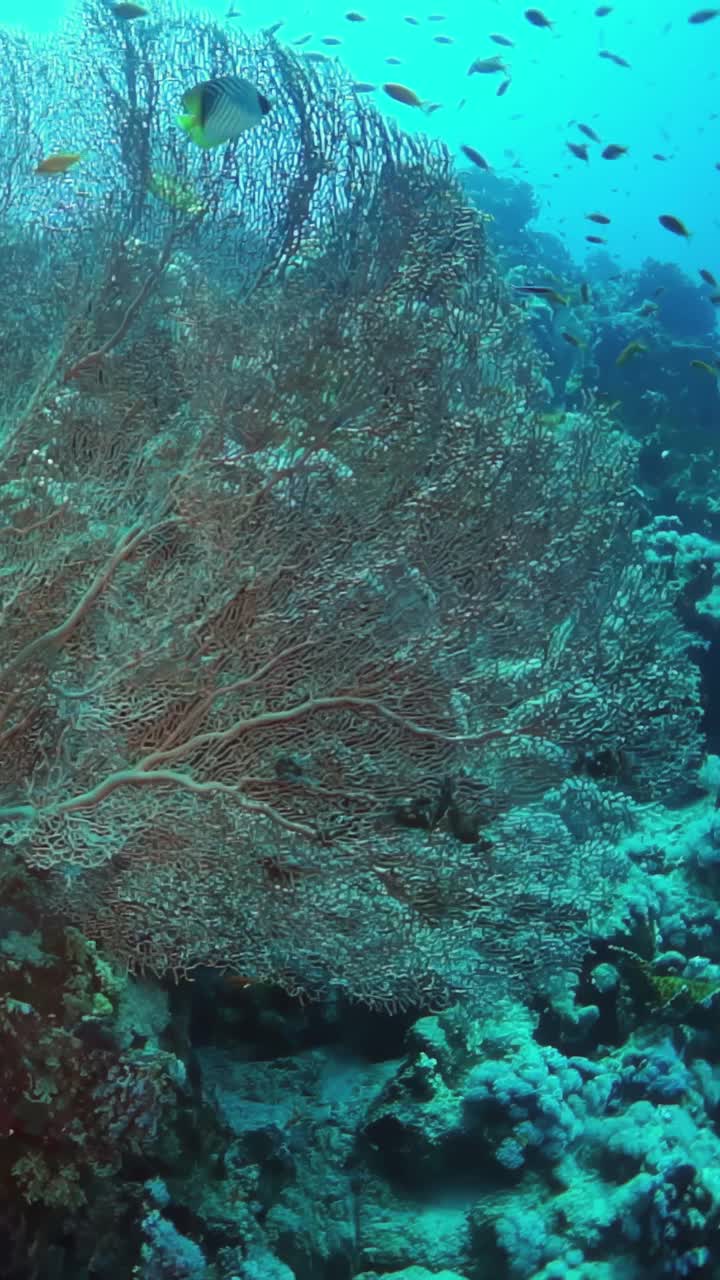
8,0,719,275
3,4,720,1277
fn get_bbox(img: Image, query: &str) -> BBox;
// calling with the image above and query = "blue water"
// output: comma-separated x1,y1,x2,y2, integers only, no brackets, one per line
9,0,720,277
3,4,720,1278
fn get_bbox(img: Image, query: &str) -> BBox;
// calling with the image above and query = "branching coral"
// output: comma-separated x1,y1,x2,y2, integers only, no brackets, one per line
0,3,704,1009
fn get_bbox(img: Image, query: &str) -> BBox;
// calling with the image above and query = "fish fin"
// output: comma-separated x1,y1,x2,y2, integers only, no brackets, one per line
177,112,214,147
177,85,205,141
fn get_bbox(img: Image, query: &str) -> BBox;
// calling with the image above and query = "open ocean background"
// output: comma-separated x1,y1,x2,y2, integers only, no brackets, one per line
9,0,719,281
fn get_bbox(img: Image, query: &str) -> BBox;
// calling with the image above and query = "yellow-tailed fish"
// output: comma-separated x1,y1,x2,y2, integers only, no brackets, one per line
658,214,692,238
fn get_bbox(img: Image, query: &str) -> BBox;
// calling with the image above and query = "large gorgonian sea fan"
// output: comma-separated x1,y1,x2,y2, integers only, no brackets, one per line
0,4,703,1009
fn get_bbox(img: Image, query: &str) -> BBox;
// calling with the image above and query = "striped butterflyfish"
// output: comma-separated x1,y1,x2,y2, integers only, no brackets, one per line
177,75,272,148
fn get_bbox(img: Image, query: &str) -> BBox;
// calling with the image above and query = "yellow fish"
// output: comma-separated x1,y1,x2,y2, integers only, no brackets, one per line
616,340,648,366
382,82,426,108
147,171,206,216
35,151,84,175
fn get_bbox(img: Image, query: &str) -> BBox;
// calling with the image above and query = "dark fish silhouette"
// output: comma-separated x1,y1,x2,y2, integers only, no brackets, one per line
578,123,601,143
461,144,490,169
525,8,554,27
658,214,691,237
688,9,719,22
599,49,631,67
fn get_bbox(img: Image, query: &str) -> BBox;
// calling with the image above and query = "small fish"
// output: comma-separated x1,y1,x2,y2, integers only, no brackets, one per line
404,15,420,23
352,81,377,92
652,153,670,161
497,78,511,97
561,331,584,347
599,49,631,67
111,1,148,16
595,5,613,13
514,285,568,307
578,123,601,143
580,282,591,303
690,359,719,376
490,33,514,46
525,8,554,27
658,213,691,237
434,34,454,42
345,10,366,19
263,20,284,35
461,144,490,169
147,171,205,216
700,268,718,286
223,974,258,990
689,9,719,22
385,56,403,64
709,294,720,305
616,340,647,366
292,33,313,44
567,141,589,162
586,212,610,223
586,234,606,243
321,35,342,44
177,75,271,148
428,13,447,19
303,51,332,61
35,151,84,174
383,82,425,107
602,143,628,158
467,55,506,74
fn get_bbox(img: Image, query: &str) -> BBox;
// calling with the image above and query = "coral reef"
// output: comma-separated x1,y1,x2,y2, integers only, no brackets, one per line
1,4,719,1279
0,4,702,1015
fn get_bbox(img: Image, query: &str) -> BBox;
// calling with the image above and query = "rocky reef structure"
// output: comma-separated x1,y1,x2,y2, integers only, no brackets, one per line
0,4,713,1275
